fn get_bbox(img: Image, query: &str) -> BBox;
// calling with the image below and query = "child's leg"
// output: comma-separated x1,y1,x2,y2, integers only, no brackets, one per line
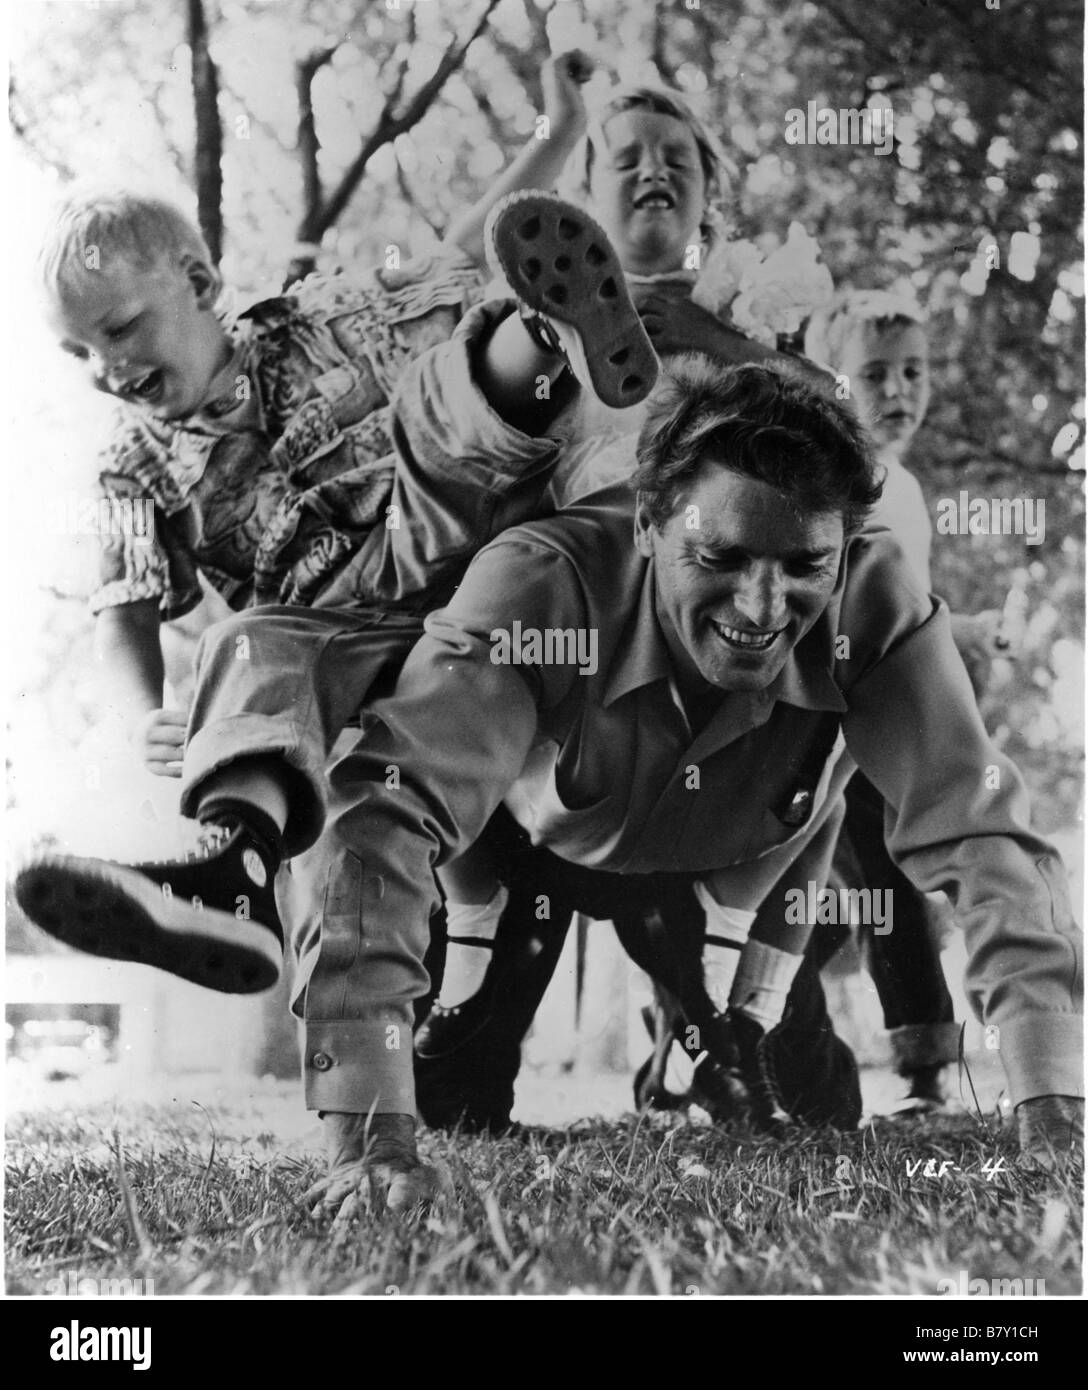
473,310,570,431
14,608,419,995
432,843,509,1009
724,800,846,1031
691,799,847,1128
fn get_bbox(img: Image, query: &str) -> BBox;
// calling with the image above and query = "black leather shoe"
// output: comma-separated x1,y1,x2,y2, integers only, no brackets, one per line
690,1052,751,1125
14,818,283,993
414,939,498,1059
726,1009,796,1132
769,1013,863,1130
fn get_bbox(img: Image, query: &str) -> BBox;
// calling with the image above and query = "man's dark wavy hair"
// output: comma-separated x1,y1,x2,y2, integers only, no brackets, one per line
634,354,882,536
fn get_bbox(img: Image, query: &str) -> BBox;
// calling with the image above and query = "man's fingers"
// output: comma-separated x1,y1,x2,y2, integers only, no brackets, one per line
307,1158,451,1220
332,1190,361,1230
377,1159,453,1212
307,1158,387,1212
305,1160,362,1208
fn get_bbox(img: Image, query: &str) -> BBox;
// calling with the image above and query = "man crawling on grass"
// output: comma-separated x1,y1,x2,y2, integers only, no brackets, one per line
18,214,1084,1216
21,347,1083,1217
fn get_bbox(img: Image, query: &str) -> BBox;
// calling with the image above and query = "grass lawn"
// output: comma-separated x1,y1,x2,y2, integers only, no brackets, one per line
6,1076,1082,1297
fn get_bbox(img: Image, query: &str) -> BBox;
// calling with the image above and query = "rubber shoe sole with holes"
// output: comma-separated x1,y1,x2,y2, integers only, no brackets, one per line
485,190,659,408
15,829,283,994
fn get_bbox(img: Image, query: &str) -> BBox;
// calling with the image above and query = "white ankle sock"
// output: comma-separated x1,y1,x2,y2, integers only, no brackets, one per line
437,884,508,1009
548,317,596,398
728,939,804,1031
694,885,755,1013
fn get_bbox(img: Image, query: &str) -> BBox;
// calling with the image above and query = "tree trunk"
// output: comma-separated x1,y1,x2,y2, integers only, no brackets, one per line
187,0,223,265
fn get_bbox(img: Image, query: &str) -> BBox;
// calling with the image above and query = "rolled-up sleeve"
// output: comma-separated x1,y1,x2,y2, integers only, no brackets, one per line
844,598,1082,1105
308,540,584,1113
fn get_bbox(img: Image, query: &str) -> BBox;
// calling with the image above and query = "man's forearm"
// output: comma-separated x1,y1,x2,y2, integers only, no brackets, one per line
300,611,546,1113
845,606,1083,1104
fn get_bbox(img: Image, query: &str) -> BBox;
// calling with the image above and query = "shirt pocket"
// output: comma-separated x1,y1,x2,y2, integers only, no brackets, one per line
744,719,849,862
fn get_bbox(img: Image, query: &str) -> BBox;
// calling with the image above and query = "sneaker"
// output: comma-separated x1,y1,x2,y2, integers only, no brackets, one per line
14,818,283,994
485,190,659,409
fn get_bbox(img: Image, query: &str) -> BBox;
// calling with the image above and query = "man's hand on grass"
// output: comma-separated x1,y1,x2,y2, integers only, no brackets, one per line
1016,1095,1084,1170
132,707,187,778
307,1113,451,1223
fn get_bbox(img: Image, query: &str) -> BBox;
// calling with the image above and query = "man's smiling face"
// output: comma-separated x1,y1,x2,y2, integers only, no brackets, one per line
635,459,845,694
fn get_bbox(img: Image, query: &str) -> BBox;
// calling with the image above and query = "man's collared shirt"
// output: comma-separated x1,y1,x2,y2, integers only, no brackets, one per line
286,292,1079,1116
319,480,1080,1115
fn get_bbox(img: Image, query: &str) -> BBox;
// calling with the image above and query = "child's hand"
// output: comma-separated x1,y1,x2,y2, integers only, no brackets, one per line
969,608,1005,653
132,708,187,778
542,50,595,133
950,609,1003,697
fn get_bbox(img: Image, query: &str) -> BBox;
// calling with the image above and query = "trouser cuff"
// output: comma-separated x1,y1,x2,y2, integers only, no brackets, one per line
889,1022,961,1072
302,1019,417,1114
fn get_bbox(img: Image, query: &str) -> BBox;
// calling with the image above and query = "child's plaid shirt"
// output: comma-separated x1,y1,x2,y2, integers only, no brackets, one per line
90,251,485,619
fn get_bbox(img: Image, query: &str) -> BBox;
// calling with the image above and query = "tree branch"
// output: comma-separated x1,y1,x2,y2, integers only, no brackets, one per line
462,65,512,145
295,44,339,236
315,0,502,238
651,6,678,88
8,77,76,179
381,5,416,112
487,0,552,108
147,80,190,179
186,0,224,264
394,148,446,239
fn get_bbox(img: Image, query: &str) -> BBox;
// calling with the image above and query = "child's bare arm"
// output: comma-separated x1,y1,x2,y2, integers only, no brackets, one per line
95,600,186,777
444,51,594,269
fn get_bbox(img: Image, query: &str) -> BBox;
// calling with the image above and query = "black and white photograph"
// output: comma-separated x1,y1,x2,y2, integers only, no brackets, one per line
4,0,1084,1329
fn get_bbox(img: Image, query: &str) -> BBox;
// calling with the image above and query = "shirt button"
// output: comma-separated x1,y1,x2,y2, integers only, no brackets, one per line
311,1051,334,1071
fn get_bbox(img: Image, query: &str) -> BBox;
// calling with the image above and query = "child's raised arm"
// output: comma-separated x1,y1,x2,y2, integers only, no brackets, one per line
443,50,594,270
